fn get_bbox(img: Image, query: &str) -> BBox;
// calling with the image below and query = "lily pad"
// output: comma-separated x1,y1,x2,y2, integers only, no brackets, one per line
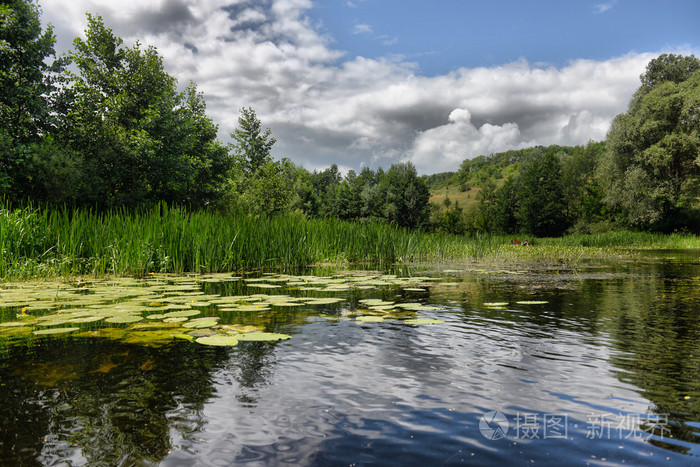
195,335,239,346
402,318,445,325
105,315,144,324
67,316,104,324
515,300,549,305
182,317,219,328
235,332,291,341
163,309,201,318
356,316,384,323
305,298,346,305
484,302,509,307
0,321,36,327
33,327,81,335
164,317,188,323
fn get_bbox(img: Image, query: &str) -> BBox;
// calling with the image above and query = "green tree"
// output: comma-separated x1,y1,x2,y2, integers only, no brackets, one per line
600,54,700,228
472,180,498,233
0,0,56,142
517,151,568,236
230,107,276,176
382,162,430,228
0,0,60,199
57,14,228,208
639,53,700,96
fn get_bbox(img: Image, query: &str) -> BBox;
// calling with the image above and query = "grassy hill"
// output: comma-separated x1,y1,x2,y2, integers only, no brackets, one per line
424,144,596,213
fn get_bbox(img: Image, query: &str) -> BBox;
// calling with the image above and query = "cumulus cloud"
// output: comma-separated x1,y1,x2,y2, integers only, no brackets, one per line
40,0,675,174
409,108,528,173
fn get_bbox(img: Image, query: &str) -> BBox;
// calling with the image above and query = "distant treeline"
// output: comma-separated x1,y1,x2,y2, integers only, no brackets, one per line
1,1,699,236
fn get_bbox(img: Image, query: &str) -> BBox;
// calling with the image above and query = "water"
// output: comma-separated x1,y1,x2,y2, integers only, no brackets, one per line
1,255,699,466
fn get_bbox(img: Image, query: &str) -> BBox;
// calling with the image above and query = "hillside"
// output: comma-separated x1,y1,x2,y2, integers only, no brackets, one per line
424,144,594,212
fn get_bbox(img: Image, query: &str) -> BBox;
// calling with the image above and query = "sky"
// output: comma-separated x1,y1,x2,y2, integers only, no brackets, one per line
39,0,700,174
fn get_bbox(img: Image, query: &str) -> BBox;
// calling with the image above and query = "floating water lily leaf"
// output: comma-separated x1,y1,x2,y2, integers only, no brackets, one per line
121,330,182,346
402,318,445,325
195,335,239,346
356,316,384,323
395,303,443,311
232,305,272,312
305,298,345,305
68,316,104,324
130,322,182,330
484,302,508,307
174,333,195,341
368,305,395,311
220,324,263,334
359,299,394,307
0,326,34,337
33,327,81,335
163,309,201,318
105,315,144,324
0,320,36,327
164,317,188,323
182,317,219,328
35,318,75,326
235,332,291,341
403,288,426,292
515,300,549,305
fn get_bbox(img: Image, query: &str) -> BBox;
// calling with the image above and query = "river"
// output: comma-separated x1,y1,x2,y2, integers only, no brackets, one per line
0,252,698,465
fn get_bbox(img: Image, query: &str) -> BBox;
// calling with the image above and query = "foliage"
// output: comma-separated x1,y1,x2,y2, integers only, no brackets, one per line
381,162,430,228
599,54,700,229
0,202,506,278
0,0,59,199
516,150,568,236
56,15,229,208
1,6,698,239
0,0,56,142
229,106,276,176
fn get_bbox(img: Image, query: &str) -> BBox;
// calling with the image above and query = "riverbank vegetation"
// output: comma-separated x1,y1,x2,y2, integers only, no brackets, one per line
2,202,698,279
1,1,699,279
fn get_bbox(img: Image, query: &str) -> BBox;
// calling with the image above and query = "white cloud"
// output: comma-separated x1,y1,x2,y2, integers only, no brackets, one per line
351,23,373,35
39,0,681,174
594,1,616,14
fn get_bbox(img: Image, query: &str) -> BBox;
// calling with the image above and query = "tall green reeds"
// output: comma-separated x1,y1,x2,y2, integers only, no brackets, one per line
2,203,698,279
0,204,502,278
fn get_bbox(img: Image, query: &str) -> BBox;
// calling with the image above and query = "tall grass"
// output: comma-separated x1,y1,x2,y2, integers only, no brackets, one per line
1,203,698,279
0,204,504,278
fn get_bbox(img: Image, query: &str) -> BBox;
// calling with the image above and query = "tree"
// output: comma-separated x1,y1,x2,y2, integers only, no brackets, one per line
56,14,229,208
517,151,568,236
0,0,59,199
229,107,276,176
599,54,700,228
639,53,700,96
382,162,430,228
0,0,56,142
472,180,499,233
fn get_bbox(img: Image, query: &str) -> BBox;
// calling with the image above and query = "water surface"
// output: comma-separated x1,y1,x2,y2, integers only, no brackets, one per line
1,255,698,466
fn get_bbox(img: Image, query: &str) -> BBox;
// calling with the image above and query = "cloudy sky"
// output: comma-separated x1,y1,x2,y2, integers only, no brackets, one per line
39,0,699,174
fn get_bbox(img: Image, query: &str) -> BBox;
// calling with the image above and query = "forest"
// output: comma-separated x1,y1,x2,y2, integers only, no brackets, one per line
1,0,699,238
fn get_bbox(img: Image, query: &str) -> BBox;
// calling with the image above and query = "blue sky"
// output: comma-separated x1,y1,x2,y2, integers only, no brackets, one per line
41,0,700,174
312,0,700,74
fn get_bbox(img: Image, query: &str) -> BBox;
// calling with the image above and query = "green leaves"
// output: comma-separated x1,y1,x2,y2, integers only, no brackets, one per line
601,56,700,228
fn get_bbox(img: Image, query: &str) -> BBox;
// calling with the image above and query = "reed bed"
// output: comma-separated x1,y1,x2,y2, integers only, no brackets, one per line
2,204,697,279
0,204,502,278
